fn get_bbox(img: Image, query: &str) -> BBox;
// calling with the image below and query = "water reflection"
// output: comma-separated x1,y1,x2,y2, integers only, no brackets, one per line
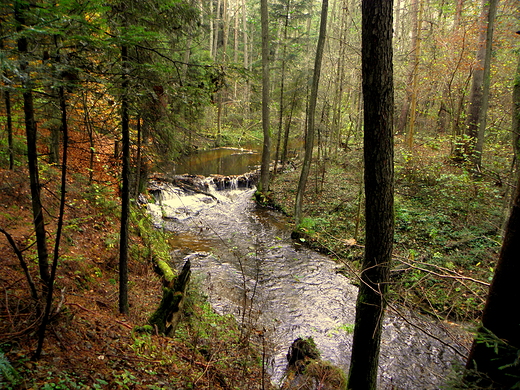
173,147,261,176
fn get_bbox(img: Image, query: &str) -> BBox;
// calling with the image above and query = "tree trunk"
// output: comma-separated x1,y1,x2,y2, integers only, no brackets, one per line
347,0,394,388
281,85,297,170
258,0,271,193
406,0,423,149
463,0,498,169
15,0,50,286
294,0,329,225
396,0,419,136
149,260,191,336
274,2,291,176
119,43,130,315
512,44,520,174
34,85,69,360
4,87,14,170
464,177,520,388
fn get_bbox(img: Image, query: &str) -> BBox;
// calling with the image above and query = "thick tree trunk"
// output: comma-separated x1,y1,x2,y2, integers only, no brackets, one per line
347,0,394,388
465,177,520,388
512,50,520,174
258,0,271,193
294,0,328,225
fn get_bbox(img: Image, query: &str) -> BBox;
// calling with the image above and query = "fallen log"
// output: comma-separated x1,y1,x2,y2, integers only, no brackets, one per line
149,259,191,336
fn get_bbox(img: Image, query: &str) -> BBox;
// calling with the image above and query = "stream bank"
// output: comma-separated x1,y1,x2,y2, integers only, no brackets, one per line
148,173,471,389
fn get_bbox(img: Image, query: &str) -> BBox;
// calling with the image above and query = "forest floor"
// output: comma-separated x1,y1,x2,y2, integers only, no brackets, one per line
269,134,507,324
0,131,509,389
0,133,273,389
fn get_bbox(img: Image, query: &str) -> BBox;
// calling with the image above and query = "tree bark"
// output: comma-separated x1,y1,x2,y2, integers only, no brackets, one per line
34,85,69,360
149,260,191,336
15,0,50,286
4,87,14,170
465,177,520,388
258,0,271,193
119,43,130,315
347,0,394,388
512,48,520,175
463,0,498,169
294,0,329,225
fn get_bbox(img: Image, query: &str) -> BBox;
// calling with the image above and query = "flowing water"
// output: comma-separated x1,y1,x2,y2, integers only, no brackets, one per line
148,148,471,389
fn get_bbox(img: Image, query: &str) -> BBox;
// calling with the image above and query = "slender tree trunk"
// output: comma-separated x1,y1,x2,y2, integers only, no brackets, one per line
281,86,297,170
82,92,96,185
119,43,130,315
258,0,271,193
294,0,329,225
407,0,423,149
34,85,69,360
274,2,291,176
1,38,14,169
347,0,394,388
464,0,498,169
4,88,14,170
15,1,50,286
397,0,419,135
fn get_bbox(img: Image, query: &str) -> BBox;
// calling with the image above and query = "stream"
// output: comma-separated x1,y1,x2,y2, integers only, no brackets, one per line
148,148,470,389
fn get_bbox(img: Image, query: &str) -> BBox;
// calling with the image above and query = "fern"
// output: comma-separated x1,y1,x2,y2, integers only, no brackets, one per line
0,351,20,386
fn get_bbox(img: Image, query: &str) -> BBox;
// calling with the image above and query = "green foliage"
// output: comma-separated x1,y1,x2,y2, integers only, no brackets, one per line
130,205,172,265
0,351,20,388
304,360,347,389
0,132,24,169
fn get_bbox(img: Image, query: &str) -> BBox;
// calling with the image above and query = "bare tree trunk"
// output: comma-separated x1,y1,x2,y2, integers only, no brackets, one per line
513,48,520,174
34,85,69,360
258,0,271,194
15,0,50,286
294,0,329,225
397,0,419,135
281,86,298,170
273,1,291,176
407,0,423,149
454,0,464,30
119,43,130,315
348,0,394,388
464,0,498,169
4,88,14,170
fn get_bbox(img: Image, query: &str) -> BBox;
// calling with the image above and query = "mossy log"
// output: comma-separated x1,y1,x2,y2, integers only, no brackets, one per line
149,259,191,336
282,338,347,390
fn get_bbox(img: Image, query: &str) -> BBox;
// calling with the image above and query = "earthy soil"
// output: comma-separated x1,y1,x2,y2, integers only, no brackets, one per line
0,133,272,389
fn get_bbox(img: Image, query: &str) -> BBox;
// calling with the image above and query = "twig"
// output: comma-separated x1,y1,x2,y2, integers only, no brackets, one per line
54,287,66,315
0,228,39,302
115,320,132,330
395,257,490,287
386,301,470,359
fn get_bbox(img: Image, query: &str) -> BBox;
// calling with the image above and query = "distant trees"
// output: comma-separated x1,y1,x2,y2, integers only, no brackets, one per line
347,0,394,388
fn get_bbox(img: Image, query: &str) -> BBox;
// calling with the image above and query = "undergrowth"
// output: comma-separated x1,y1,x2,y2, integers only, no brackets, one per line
270,137,509,322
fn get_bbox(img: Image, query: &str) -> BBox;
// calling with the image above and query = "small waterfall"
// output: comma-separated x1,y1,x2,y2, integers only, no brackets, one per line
147,177,470,389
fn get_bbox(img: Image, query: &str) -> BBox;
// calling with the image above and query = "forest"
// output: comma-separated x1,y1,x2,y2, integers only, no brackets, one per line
0,0,519,389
